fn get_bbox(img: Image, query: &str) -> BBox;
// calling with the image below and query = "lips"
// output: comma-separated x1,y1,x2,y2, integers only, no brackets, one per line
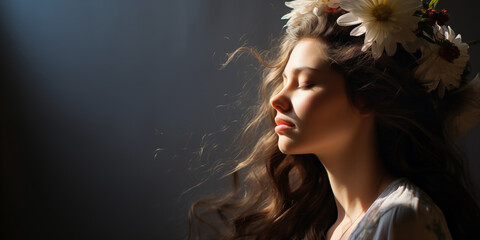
274,118,295,134
275,118,295,127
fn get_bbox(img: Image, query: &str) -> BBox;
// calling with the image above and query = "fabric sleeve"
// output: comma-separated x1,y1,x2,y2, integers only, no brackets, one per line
364,204,452,240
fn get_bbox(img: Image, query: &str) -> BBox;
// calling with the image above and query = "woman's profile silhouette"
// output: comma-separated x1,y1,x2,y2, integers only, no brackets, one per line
189,0,480,239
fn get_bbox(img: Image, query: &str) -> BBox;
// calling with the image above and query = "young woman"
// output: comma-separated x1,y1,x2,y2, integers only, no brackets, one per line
189,0,480,239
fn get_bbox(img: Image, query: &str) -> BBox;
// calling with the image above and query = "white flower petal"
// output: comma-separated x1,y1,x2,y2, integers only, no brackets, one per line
415,26,470,98
282,0,337,27
372,41,384,59
385,41,397,56
338,0,421,58
337,12,362,26
361,40,373,52
281,13,293,20
350,25,367,36
364,23,378,43
339,0,364,11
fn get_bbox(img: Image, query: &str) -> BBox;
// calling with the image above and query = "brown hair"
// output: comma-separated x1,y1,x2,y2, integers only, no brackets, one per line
188,9,480,239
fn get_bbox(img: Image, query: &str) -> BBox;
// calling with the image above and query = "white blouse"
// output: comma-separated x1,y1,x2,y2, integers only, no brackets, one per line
349,177,452,240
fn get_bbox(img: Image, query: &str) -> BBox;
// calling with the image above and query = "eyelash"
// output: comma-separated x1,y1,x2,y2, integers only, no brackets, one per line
299,83,315,89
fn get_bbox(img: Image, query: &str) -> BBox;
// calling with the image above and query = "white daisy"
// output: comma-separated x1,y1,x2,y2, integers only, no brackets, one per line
282,0,341,28
414,25,470,98
336,0,421,59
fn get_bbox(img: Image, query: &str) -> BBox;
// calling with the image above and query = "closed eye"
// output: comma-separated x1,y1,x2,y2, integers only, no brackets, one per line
299,83,316,89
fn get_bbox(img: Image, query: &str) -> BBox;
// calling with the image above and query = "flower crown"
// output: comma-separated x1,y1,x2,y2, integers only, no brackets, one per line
282,0,475,97
282,0,480,139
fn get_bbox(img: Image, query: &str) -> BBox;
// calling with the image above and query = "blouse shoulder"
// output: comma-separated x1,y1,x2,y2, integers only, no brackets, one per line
349,178,452,240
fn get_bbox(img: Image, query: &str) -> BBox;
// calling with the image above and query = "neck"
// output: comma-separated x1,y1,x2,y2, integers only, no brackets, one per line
325,160,393,221
315,121,395,222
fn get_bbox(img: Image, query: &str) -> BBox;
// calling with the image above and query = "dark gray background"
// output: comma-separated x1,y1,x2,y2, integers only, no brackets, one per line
1,1,479,239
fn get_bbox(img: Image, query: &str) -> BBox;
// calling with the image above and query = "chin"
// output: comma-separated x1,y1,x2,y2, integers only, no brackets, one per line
277,139,302,155
278,146,289,154
277,143,289,154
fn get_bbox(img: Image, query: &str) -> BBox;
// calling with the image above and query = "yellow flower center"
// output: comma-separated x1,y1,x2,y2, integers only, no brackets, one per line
371,4,393,22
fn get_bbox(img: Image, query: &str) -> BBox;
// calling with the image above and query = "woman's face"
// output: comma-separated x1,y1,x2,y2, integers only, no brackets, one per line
270,37,372,157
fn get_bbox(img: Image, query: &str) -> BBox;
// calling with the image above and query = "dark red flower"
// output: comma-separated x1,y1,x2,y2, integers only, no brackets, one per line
326,7,340,13
425,8,437,25
437,9,450,26
425,8,450,26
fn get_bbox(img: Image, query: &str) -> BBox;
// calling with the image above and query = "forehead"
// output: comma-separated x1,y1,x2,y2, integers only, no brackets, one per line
284,38,329,74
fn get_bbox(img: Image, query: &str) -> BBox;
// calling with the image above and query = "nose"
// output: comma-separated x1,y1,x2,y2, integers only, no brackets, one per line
270,88,291,113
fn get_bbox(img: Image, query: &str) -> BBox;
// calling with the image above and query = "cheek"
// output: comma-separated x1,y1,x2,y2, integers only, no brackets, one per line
294,89,360,143
295,88,352,121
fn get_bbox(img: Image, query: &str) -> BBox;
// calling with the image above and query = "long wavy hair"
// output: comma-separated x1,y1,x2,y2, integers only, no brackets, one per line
188,9,480,240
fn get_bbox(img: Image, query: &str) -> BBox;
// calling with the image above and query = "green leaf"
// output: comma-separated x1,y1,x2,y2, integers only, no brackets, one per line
429,0,439,8
466,39,480,46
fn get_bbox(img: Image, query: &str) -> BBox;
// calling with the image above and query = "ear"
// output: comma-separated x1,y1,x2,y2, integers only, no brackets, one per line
354,95,374,118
